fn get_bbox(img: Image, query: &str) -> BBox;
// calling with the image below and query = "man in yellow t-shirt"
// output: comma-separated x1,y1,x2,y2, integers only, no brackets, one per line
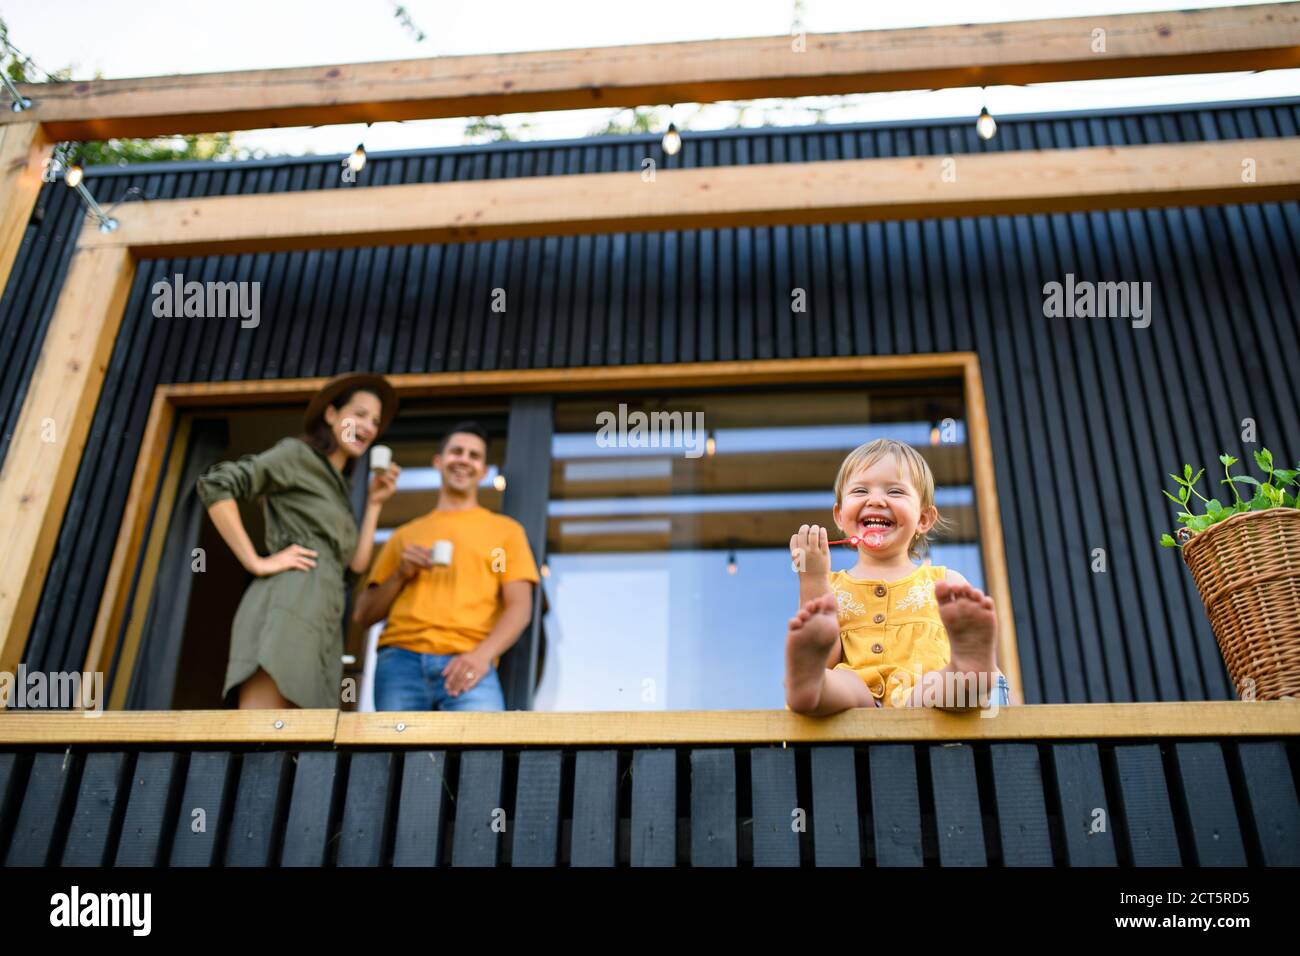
354,422,538,711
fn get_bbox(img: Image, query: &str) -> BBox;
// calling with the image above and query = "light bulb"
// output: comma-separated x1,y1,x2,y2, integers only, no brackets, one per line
493,474,507,491
662,122,682,156
726,551,738,575
540,563,550,578
347,143,367,173
64,164,84,188
930,425,940,446
976,107,997,141
705,432,716,457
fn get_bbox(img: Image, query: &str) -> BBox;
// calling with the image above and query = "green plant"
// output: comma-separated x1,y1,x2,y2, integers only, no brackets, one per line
1160,449,1299,548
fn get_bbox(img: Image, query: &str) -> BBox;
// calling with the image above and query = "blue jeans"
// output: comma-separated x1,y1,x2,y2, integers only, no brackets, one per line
993,673,1011,706
374,645,505,711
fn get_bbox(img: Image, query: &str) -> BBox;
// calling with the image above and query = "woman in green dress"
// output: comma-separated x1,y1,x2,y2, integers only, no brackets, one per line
196,373,400,709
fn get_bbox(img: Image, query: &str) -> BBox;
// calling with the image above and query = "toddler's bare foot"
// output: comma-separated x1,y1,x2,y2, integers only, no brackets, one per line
934,581,999,707
784,593,839,713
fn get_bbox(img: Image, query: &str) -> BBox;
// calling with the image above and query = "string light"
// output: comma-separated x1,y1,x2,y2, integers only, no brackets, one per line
726,550,738,575
705,430,716,457
345,143,366,174
661,121,682,156
346,122,372,175
540,563,550,578
493,474,507,491
1,72,32,112
975,92,997,141
62,156,118,232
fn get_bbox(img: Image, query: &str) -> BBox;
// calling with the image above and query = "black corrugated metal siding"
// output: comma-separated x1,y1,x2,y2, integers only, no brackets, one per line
3,99,1299,704
3,737,1299,866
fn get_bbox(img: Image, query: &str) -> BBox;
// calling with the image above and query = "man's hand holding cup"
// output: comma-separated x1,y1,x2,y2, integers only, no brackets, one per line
396,544,435,582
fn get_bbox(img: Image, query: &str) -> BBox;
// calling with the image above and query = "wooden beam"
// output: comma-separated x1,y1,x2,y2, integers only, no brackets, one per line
159,356,966,406
1,701,1294,745
331,701,1300,745
0,709,337,743
0,245,136,679
79,139,1300,258
0,121,52,316
7,5,1300,139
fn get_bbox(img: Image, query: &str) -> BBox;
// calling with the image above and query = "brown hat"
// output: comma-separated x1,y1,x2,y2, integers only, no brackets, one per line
303,372,399,435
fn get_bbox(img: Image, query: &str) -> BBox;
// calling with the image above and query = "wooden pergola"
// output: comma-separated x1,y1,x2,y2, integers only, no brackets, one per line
1,2,1299,682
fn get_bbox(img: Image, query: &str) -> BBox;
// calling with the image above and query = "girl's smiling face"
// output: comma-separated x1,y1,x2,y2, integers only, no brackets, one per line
833,455,937,558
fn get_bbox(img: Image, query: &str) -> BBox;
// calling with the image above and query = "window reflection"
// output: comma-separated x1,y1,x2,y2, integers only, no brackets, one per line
536,386,982,711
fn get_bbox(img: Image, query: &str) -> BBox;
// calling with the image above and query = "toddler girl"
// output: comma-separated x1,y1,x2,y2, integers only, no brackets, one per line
784,438,1010,714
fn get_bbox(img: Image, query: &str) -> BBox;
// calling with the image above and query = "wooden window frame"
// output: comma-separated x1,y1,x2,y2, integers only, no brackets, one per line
82,353,1023,712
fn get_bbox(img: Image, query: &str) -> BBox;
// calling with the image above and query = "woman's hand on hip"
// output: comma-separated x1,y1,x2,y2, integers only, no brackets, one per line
252,544,318,576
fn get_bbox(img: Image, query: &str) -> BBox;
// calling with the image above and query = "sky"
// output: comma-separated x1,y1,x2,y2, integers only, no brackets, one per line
4,0,1297,158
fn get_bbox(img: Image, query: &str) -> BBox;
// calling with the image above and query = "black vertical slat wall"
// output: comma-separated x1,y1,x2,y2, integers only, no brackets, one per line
2,739,1296,867
3,98,1299,705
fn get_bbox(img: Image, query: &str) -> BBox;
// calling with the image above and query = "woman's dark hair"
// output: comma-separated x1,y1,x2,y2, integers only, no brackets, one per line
301,385,385,479
440,420,490,454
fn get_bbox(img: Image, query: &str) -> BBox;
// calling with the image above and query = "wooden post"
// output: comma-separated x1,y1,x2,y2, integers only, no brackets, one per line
963,356,1024,705
0,243,136,680
0,121,52,307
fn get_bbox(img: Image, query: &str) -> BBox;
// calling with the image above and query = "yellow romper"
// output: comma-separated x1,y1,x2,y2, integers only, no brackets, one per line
831,564,951,707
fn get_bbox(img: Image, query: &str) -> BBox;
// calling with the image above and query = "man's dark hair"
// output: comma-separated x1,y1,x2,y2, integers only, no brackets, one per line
440,420,489,455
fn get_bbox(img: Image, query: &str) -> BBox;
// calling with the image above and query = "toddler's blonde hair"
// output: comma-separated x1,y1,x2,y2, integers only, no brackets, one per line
833,438,947,561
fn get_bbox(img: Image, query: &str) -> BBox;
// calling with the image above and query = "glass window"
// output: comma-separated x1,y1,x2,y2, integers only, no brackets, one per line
535,384,980,711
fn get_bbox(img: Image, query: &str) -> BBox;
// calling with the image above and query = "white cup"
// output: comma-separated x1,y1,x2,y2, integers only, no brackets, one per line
369,444,392,473
432,540,453,566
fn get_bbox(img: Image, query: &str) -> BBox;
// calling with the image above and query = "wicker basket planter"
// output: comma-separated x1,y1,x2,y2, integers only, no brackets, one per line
1181,508,1300,700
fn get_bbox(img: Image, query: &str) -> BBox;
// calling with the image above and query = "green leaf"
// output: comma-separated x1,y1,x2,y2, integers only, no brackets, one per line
1250,494,1271,511
1254,449,1273,472
1160,534,1177,548
1163,490,1184,506
1180,486,1191,504
1273,468,1297,486
1206,499,1223,514
1184,464,1194,481
1190,468,1205,487
1226,475,1260,487
1169,472,1188,487
1219,454,1238,467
